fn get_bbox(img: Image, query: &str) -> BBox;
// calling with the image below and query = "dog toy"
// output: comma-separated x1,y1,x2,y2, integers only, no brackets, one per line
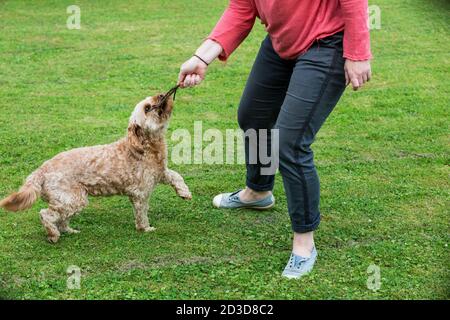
154,84,180,109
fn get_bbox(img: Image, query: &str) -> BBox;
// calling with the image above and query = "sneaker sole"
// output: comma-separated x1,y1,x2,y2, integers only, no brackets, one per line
212,199,275,210
247,201,275,210
281,268,313,279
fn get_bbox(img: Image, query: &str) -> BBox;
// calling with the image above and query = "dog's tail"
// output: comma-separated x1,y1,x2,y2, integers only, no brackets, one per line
0,170,44,212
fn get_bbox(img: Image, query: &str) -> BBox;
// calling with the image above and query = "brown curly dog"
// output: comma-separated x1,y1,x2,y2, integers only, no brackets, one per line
0,93,191,243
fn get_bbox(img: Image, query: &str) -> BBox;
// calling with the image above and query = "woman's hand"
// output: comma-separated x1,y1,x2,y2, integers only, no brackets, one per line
178,56,208,88
344,59,372,91
178,39,223,88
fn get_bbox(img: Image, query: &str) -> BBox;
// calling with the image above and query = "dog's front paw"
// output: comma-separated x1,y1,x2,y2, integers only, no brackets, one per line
179,189,192,200
62,227,80,234
138,226,156,232
47,235,60,244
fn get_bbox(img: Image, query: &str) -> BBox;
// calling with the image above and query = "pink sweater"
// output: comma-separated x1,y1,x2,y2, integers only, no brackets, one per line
208,0,372,61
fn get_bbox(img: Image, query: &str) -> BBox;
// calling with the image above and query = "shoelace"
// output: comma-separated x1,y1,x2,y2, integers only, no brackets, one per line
289,255,295,268
289,254,308,269
229,190,242,202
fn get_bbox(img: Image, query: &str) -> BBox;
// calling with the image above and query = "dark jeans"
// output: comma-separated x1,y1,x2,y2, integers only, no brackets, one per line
238,32,346,233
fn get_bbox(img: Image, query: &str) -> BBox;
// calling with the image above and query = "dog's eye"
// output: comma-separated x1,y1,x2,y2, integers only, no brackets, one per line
144,105,151,113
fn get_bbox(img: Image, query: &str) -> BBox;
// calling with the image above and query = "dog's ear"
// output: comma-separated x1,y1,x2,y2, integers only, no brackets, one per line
127,123,145,156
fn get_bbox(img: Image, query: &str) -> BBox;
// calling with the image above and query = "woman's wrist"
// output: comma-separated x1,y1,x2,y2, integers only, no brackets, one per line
194,39,223,66
193,54,209,67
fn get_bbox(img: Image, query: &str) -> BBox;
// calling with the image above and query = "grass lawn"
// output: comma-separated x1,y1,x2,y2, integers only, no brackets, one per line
0,0,448,299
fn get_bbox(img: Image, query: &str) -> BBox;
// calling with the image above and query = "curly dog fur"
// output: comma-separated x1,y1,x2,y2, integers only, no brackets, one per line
0,93,191,243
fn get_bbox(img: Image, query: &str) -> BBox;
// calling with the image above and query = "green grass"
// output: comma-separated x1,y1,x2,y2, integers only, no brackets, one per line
0,0,448,299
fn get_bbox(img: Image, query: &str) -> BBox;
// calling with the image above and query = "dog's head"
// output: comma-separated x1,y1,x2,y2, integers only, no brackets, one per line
129,93,174,134
127,93,174,155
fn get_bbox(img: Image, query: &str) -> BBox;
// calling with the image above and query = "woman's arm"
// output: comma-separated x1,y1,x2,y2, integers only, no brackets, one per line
178,0,256,88
208,0,256,61
339,0,372,61
340,0,372,90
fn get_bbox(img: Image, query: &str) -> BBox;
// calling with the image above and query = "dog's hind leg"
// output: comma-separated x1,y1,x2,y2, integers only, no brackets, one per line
56,189,88,235
130,195,154,232
58,220,80,234
42,186,88,241
40,208,61,243
162,169,192,200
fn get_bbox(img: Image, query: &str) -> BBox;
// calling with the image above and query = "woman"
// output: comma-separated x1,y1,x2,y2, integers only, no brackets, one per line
178,0,372,279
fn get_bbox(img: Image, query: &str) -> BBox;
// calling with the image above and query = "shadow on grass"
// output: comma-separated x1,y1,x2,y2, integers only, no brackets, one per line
429,0,450,11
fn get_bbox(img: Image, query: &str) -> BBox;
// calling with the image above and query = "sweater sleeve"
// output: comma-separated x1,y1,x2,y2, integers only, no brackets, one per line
339,0,373,60
208,0,257,61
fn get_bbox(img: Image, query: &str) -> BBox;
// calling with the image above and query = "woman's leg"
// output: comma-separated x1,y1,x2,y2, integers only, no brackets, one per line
237,36,294,200
275,33,346,268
